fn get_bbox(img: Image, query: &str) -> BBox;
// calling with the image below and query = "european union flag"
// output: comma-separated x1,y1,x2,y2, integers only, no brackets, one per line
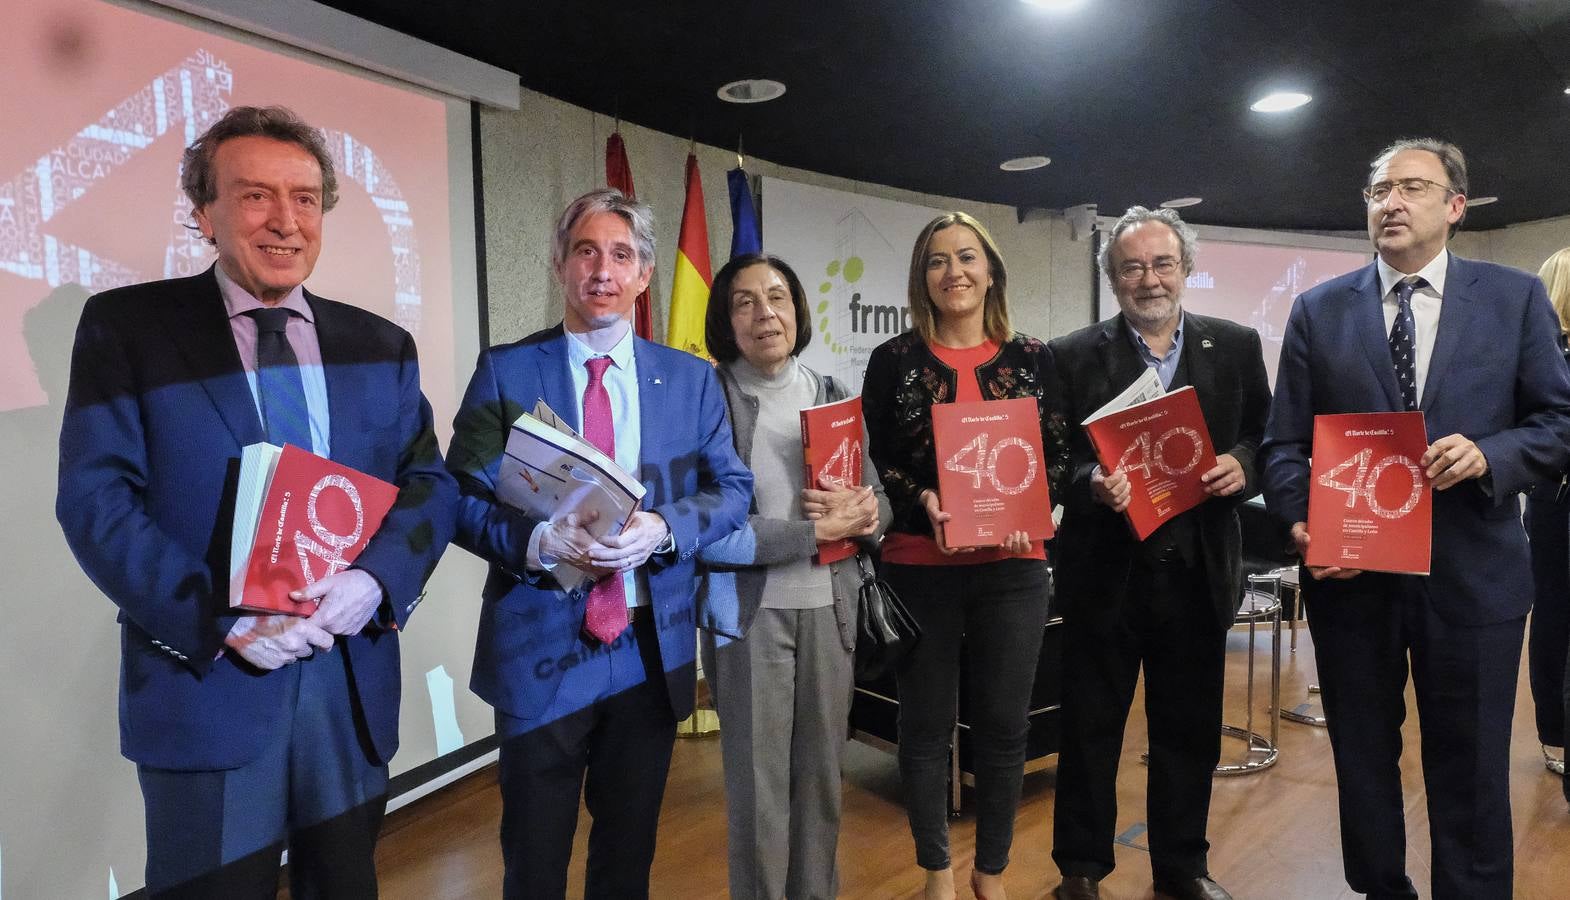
728,167,761,259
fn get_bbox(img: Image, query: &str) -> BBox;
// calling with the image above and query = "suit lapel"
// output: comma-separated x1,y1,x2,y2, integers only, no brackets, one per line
1096,315,1149,404
1182,313,1223,420
633,337,666,484
158,267,264,449
1422,254,1475,414
1352,264,1404,411
536,326,578,432
307,292,355,459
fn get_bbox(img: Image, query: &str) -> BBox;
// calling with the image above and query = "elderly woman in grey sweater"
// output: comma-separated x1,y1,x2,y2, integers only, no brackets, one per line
697,253,890,900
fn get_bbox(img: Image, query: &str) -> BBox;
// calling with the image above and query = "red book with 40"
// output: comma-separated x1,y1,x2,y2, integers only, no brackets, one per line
1305,411,1431,575
229,443,399,615
932,397,1055,549
800,396,864,564
1083,386,1217,540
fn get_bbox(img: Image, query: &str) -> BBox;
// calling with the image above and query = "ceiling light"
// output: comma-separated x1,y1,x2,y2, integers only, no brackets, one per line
717,79,786,104
1000,155,1051,171
1161,197,1203,209
1466,196,1498,207
1021,0,1085,10
1250,91,1312,113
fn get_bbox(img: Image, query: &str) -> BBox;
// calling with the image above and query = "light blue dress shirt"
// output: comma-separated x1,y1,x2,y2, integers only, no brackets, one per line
1128,311,1186,391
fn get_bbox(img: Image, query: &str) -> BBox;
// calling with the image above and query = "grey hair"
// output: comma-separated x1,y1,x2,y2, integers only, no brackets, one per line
1098,206,1199,276
1370,137,1468,235
181,106,338,216
551,188,656,275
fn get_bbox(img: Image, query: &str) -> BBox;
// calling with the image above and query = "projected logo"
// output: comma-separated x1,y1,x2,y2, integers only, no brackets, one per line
0,49,425,332
801,207,908,392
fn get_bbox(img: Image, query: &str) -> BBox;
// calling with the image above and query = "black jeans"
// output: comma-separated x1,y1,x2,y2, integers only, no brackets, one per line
886,558,1050,875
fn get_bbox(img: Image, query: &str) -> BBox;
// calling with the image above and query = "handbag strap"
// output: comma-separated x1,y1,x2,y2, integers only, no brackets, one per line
854,551,875,584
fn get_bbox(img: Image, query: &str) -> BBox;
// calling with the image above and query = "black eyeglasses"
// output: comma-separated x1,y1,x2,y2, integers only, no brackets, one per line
1114,258,1181,282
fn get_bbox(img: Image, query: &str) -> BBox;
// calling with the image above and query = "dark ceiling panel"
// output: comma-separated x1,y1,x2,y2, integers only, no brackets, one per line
317,0,1570,232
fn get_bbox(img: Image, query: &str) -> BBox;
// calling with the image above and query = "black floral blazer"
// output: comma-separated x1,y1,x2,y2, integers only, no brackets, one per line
862,330,1072,537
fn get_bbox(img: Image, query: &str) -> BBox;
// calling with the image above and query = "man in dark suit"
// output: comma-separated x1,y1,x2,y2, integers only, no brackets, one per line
1261,138,1570,899
56,106,457,898
1048,207,1270,900
446,188,752,899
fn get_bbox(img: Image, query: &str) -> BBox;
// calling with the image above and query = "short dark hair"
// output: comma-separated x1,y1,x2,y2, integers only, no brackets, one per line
181,106,339,222
704,253,814,364
1370,137,1468,236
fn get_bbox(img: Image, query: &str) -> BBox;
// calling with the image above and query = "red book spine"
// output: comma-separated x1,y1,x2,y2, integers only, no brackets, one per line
932,397,1055,549
1305,411,1431,574
800,396,863,565
238,445,400,615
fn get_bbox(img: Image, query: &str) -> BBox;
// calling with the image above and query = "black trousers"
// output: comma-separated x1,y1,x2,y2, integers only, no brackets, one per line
885,558,1050,876
1052,558,1226,882
1305,573,1523,900
494,611,677,900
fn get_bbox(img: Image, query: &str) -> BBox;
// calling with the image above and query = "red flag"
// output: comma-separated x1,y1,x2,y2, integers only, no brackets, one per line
605,133,654,340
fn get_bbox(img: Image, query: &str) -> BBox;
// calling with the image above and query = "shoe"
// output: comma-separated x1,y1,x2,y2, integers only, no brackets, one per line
1154,875,1234,900
1052,876,1100,900
970,869,1007,900
1544,745,1566,776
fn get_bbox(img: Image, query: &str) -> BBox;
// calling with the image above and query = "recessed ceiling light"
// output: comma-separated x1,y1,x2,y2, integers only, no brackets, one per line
1161,197,1203,209
1466,196,1498,207
1250,91,1312,113
1021,0,1084,10
1000,155,1051,171
717,78,786,104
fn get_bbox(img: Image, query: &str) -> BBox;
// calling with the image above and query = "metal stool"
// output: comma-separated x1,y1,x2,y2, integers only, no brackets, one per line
1273,565,1327,728
1216,572,1281,775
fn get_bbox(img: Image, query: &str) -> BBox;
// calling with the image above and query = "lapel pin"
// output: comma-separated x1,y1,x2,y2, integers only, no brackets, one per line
653,377,663,385
1201,338,1214,348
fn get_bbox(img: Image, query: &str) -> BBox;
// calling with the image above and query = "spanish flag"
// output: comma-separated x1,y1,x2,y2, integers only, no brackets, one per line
666,152,713,360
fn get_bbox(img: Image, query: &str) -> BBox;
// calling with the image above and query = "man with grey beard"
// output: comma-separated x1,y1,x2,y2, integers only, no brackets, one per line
1046,207,1270,900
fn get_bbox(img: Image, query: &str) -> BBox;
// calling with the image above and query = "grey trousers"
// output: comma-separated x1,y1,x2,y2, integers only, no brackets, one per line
700,605,854,900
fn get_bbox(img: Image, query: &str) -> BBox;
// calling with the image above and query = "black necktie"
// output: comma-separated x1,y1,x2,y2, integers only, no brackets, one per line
1389,277,1424,412
246,307,313,451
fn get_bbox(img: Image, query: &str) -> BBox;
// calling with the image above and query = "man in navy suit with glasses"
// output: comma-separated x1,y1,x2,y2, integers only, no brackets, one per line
1262,138,1570,900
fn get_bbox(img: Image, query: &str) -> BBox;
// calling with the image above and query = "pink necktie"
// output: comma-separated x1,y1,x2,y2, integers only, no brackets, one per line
581,356,629,643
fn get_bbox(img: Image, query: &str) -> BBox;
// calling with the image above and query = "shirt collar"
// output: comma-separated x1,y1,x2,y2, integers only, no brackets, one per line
215,264,313,322
1377,249,1448,299
1125,311,1185,359
564,323,635,372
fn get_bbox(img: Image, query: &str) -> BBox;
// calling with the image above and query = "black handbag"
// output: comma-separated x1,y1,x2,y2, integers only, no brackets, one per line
853,553,921,681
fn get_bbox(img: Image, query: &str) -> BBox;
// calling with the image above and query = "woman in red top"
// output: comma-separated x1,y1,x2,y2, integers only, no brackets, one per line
863,212,1070,900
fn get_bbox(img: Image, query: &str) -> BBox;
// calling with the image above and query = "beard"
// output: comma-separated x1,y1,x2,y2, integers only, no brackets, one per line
1121,293,1180,333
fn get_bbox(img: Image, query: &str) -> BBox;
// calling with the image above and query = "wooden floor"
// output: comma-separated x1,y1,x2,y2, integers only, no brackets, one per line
362,621,1570,899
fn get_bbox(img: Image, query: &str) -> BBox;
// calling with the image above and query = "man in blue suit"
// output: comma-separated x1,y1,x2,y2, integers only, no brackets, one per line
447,188,752,899
1261,138,1570,899
56,106,457,898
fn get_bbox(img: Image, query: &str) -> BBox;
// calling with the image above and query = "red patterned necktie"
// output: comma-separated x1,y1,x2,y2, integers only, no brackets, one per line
581,356,629,643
